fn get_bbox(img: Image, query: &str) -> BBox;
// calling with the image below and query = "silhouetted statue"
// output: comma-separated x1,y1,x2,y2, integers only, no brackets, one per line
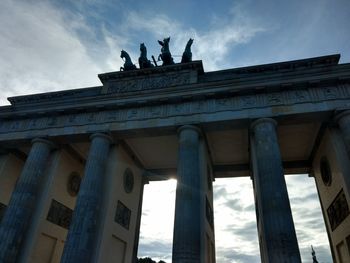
181,38,193,63
157,37,174,66
120,50,137,71
311,245,319,263
138,43,154,69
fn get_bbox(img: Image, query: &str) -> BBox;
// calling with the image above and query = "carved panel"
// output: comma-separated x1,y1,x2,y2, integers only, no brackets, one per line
206,197,214,229
0,202,7,222
46,199,73,229
327,189,350,231
115,200,131,230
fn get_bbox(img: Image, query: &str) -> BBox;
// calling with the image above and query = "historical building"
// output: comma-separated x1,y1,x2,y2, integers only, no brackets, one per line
0,54,349,263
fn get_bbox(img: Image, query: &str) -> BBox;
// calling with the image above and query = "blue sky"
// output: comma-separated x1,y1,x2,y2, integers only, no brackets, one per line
1,0,349,262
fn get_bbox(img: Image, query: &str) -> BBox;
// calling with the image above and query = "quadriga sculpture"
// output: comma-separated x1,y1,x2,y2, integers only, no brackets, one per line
120,50,137,71
157,37,174,66
138,43,154,69
181,38,193,63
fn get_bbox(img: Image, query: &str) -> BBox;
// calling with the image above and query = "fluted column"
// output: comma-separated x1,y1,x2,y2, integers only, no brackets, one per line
0,138,54,262
250,118,301,263
335,110,350,157
173,125,203,263
61,133,112,263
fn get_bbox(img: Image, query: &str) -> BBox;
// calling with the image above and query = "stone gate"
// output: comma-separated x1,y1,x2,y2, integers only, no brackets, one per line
0,54,349,262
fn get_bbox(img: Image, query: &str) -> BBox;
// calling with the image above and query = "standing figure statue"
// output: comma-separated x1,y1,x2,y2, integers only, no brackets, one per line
181,38,194,63
138,43,154,69
311,246,319,263
120,50,137,71
157,37,174,66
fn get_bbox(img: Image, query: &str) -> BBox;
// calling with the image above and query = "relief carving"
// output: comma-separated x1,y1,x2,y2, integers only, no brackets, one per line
241,95,257,108
46,199,73,229
215,98,232,110
267,93,283,105
206,197,214,229
115,200,131,230
123,168,134,194
47,117,57,126
327,189,350,231
107,72,191,94
323,87,338,99
148,106,163,117
291,90,309,102
67,172,81,197
127,109,139,119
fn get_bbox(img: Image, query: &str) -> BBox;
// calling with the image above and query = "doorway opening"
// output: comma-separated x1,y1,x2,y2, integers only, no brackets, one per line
213,177,260,263
285,174,332,262
137,179,177,262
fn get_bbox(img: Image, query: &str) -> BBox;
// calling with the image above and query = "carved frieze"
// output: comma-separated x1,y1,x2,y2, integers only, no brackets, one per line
0,84,350,138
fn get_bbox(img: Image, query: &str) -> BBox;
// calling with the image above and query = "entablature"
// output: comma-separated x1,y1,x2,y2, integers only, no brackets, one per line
2,54,349,119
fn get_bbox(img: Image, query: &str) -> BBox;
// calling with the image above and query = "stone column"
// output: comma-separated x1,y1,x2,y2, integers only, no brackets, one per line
173,125,204,263
335,110,350,157
0,138,54,262
61,133,112,263
250,118,301,263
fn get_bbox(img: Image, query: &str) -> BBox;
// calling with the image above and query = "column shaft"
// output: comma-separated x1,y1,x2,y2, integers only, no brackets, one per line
61,133,111,263
251,119,301,263
0,138,53,262
173,125,203,263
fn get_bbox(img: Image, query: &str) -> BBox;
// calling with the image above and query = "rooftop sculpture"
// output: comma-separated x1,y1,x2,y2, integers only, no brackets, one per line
120,50,137,71
181,38,193,63
157,37,175,66
138,43,154,69
120,37,194,71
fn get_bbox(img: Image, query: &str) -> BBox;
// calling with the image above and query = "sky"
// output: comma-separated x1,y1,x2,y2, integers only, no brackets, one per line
1,0,349,262
139,176,332,263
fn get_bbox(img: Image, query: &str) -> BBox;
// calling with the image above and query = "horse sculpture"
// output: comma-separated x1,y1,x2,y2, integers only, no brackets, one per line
181,38,193,63
138,43,154,69
120,50,137,71
157,37,174,66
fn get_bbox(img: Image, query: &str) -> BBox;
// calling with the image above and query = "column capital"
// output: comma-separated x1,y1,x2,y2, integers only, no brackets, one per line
250,118,277,130
89,132,113,143
177,125,202,135
31,138,56,150
334,110,350,124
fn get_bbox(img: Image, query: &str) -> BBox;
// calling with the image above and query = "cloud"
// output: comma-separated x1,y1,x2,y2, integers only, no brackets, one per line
216,247,260,263
0,0,265,107
119,7,265,71
0,0,106,105
138,239,172,261
286,175,332,262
